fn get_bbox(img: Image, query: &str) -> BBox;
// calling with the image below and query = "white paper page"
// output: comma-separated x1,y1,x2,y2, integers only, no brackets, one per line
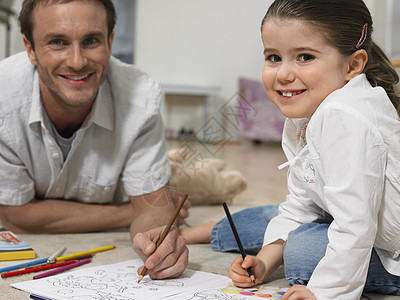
11,259,232,300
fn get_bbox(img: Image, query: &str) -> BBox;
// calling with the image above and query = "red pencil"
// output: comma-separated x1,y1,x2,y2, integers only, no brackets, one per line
1,260,77,278
33,257,92,280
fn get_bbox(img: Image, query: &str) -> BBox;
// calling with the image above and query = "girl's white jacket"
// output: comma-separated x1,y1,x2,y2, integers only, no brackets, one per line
264,74,400,300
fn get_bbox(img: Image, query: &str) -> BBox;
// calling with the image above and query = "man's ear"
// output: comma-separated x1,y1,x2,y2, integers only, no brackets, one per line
345,49,368,81
22,35,38,66
107,31,115,58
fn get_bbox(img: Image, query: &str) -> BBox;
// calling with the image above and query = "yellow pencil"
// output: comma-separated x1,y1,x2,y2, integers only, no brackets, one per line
55,245,115,262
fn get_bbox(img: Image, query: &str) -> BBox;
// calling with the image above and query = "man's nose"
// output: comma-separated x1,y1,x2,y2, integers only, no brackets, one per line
66,45,88,71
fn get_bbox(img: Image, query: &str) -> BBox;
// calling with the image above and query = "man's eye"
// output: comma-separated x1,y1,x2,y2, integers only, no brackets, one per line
84,38,98,46
266,54,281,62
298,54,314,62
51,39,64,47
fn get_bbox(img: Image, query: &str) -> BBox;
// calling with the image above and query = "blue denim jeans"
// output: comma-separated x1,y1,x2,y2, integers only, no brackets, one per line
285,222,400,296
210,205,400,296
210,205,279,254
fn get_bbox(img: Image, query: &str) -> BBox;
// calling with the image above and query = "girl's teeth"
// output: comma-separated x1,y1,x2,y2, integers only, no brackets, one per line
282,91,301,97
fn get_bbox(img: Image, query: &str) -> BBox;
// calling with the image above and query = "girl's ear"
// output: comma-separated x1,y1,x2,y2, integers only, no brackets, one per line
345,49,368,81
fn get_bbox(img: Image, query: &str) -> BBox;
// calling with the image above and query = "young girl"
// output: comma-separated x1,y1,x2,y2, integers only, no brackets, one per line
182,0,400,298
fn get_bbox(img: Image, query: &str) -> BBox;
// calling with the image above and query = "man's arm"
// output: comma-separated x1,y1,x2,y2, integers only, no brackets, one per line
129,187,176,239
0,199,134,233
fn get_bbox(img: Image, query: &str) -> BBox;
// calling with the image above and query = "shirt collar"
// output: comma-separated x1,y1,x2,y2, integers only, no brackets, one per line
28,71,46,133
90,77,114,131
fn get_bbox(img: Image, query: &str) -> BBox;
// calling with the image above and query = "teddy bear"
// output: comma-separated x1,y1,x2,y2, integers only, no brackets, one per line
168,147,247,205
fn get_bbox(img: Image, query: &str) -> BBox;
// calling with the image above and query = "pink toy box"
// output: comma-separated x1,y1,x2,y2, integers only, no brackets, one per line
237,78,286,142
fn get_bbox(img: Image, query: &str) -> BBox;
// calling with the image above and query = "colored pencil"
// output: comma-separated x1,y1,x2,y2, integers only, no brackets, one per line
0,257,49,274
222,202,256,283
1,260,77,278
137,194,189,283
33,257,92,279
46,246,67,264
55,245,115,262
30,294,52,300
64,253,94,261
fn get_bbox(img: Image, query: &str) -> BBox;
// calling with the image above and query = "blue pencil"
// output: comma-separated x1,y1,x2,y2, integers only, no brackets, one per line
30,294,52,300
0,257,49,273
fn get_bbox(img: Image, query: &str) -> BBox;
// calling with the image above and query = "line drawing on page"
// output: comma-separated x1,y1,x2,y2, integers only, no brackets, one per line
11,259,233,300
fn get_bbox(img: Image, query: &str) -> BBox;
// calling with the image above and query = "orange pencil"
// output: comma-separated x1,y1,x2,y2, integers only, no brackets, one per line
137,194,188,283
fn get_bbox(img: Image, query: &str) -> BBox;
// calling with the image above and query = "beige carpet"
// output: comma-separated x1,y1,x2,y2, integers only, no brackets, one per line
0,140,399,299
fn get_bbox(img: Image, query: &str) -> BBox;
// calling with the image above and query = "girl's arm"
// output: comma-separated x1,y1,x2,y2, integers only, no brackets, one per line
229,239,284,287
306,103,386,299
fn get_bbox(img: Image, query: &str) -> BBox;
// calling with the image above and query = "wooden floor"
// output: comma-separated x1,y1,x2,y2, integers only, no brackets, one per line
166,138,288,207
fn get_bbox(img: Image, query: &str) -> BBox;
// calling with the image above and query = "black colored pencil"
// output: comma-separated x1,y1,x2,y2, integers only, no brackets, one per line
222,202,255,284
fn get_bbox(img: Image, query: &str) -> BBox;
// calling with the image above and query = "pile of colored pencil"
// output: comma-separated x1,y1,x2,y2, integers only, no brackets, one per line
0,245,115,279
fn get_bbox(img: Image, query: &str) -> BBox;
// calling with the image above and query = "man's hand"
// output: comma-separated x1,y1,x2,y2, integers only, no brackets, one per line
133,224,188,279
129,186,189,279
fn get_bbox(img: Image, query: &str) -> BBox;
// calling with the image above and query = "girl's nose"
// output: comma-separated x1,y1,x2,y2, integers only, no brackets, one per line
276,62,295,83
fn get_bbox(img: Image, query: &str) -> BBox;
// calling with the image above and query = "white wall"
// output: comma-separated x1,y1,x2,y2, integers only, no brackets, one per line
135,0,273,103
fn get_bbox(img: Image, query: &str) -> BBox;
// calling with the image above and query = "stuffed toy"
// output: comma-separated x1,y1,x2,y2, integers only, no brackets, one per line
168,148,247,205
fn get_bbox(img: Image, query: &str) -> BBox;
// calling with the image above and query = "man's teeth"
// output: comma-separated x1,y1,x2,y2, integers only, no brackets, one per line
65,74,89,80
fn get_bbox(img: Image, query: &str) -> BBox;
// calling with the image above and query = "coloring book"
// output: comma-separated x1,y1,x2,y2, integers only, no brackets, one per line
11,259,288,299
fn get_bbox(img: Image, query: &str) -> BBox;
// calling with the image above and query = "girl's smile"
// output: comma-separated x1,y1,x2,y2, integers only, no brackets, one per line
278,89,306,99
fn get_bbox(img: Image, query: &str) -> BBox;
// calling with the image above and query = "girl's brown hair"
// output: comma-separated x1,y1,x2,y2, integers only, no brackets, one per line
262,0,400,115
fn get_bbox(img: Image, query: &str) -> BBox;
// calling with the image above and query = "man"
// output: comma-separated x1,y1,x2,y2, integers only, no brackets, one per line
0,0,188,279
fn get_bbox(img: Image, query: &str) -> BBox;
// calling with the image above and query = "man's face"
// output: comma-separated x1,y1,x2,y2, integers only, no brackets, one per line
24,0,114,111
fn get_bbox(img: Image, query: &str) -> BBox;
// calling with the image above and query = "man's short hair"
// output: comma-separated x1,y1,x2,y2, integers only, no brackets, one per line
18,0,117,49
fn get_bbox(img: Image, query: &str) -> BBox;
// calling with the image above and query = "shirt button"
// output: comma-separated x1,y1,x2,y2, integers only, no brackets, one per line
153,173,161,180
103,186,111,192
52,152,60,159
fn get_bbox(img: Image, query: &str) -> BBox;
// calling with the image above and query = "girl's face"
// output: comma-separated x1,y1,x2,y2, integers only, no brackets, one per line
261,18,351,119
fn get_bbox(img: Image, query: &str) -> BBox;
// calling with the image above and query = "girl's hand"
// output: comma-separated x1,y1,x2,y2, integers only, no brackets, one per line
279,285,317,300
228,255,266,288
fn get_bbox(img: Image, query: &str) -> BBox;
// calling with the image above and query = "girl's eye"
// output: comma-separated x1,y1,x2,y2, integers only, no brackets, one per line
298,54,314,62
266,54,282,62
